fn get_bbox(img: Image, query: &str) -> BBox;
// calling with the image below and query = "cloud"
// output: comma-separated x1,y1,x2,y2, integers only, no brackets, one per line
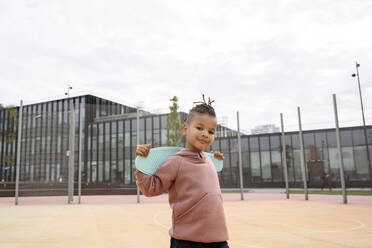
1,0,372,132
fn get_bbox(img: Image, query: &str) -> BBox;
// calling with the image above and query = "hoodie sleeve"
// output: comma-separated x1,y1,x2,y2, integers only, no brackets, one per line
135,156,180,197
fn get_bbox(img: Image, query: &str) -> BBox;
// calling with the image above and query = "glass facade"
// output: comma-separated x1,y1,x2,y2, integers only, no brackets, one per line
1,95,372,196
215,130,372,188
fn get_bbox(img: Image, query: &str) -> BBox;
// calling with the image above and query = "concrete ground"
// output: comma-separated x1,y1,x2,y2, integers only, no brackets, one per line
1,193,372,248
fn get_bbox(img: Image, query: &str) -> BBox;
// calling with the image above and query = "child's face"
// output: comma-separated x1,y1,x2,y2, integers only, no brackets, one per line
183,113,217,152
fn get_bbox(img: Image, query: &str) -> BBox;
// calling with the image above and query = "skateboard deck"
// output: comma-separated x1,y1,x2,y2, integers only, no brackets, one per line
135,147,223,175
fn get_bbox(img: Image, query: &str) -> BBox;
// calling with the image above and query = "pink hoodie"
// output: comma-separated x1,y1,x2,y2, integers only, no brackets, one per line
135,148,229,243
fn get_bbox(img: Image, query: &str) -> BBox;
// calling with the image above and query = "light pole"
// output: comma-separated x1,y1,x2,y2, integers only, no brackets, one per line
65,85,73,98
67,102,75,204
351,62,372,191
64,84,75,203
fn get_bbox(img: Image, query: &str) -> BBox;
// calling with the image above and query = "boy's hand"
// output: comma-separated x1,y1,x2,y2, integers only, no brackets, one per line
212,151,224,161
135,144,151,158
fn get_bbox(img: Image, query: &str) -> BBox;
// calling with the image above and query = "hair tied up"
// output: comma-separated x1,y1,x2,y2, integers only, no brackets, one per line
193,94,215,106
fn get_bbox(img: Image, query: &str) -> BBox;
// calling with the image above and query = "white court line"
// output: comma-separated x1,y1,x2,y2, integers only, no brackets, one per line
120,246,152,248
228,213,365,234
304,220,365,233
153,211,366,247
228,241,263,248
128,210,169,248
153,210,171,230
153,211,264,248
228,213,299,234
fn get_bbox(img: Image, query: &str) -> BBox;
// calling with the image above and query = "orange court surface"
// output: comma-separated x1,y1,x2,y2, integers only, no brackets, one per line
1,193,372,248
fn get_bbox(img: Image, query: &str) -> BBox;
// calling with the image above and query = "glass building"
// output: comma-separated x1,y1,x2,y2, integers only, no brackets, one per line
213,128,372,188
0,95,371,196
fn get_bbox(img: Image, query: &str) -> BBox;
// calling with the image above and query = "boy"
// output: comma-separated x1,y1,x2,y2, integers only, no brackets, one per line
135,99,230,248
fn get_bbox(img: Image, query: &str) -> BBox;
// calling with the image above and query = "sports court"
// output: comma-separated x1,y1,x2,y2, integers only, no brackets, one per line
1,193,372,248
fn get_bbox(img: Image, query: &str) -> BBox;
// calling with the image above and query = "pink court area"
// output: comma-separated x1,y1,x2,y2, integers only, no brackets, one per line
1,193,372,248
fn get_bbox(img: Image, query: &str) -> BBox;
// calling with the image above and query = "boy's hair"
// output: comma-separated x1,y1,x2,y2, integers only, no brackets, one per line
185,95,216,124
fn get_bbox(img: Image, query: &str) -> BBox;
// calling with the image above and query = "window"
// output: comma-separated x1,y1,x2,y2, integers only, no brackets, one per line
327,131,337,147
250,137,260,177
261,151,271,180
125,120,130,147
139,118,145,144
270,135,282,182
153,116,159,129
98,123,104,182
270,135,281,150
260,136,271,180
146,128,152,145
111,122,117,165
328,148,338,169
259,136,269,151
161,128,167,145
211,140,220,152
250,152,260,177
354,146,369,174
230,138,238,152
249,137,259,152
220,139,228,152
341,130,353,146
161,115,167,129
342,147,354,171
124,159,131,184
153,130,160,147
293,149,302,181
291,134,300,149
352,129,366,146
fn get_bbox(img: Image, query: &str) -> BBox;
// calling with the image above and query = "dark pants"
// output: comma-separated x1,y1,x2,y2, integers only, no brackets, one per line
321,178,332,191
170,237,229,248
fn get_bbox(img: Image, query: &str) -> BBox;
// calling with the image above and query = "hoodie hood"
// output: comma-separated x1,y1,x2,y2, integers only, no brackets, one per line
176,148,207,163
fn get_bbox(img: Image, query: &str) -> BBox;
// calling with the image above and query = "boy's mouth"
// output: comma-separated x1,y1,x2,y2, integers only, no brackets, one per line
197,139,209,144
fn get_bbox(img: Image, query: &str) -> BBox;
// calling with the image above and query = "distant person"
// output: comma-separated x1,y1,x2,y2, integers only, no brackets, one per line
135,96,230,248
321,168,332,191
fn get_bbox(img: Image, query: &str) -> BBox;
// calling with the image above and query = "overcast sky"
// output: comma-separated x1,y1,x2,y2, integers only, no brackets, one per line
1,0,372,133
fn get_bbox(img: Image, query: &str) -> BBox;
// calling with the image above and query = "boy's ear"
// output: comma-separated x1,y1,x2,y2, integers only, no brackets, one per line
182,122,187,136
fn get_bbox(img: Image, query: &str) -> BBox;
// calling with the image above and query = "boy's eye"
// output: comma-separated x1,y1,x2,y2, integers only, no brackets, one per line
196,127,203,131
208,130,215,135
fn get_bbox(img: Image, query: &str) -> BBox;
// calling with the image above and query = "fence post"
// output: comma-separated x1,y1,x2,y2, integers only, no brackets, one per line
297,107,308,200
136,108,141,203
78,103,83,204
68,103,75,204
332,94,347,204
15,100,23,205
237,111,244,200
280,113,289,199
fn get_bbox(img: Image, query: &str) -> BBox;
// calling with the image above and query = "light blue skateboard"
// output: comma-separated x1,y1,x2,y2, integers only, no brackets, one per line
135,147,224,175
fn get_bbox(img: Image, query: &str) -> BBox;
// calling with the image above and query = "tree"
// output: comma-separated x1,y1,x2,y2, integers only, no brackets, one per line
165,96,183,146
0,105,18,181
0,105,17,138
285,145,292,168
0,104,3,136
